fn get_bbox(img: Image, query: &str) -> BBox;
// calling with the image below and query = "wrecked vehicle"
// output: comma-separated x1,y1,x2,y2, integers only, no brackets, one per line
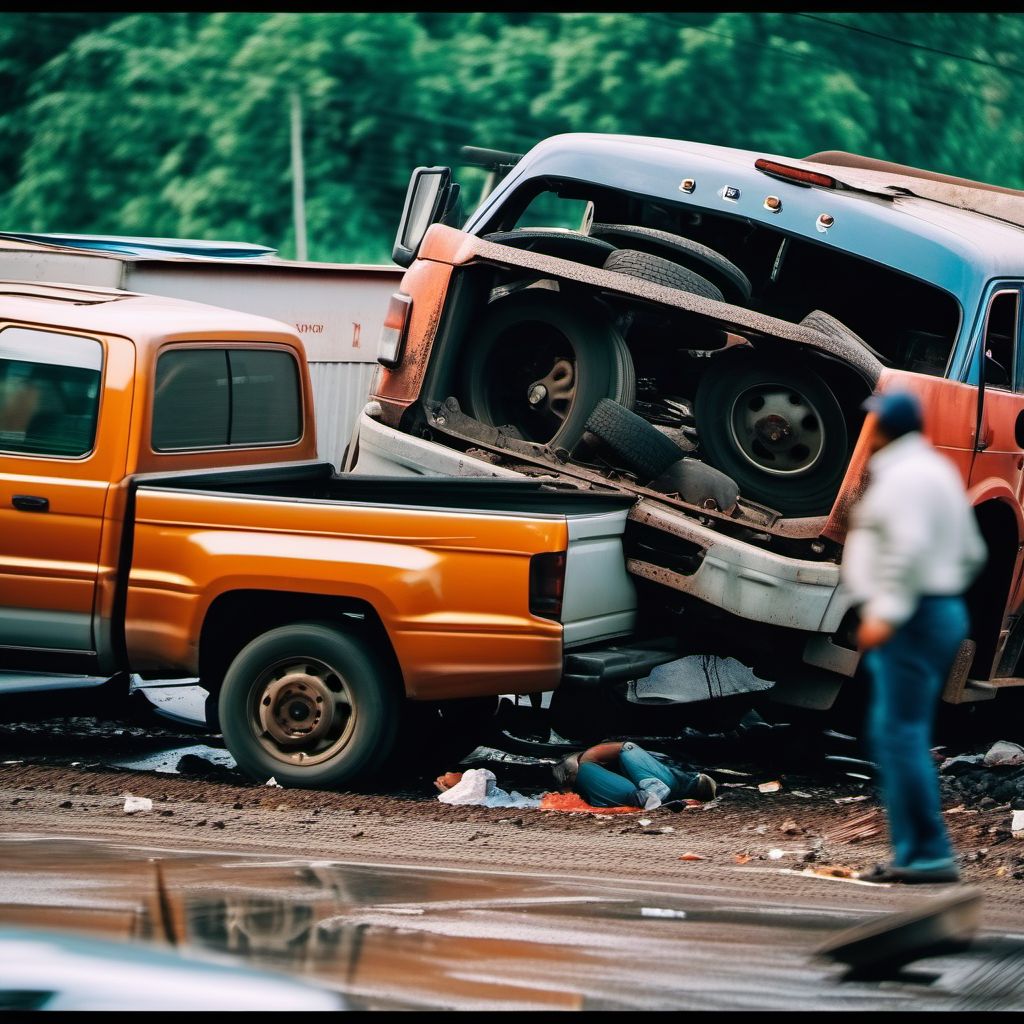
0,282,636,786
347,133,1024,731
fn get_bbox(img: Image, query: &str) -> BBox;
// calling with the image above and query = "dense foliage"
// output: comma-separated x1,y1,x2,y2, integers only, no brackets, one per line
1,12,1021,263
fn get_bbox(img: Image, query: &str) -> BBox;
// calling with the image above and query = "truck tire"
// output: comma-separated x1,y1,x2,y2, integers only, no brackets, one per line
483,229,617,267
695,353,849,516
463,289,635,448
602,249,724,302
585,398,684,481
590,223,752,304
218,622,399,789
800,309,890,366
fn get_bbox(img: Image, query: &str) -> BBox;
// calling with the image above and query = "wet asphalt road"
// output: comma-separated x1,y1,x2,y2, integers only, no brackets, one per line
2,686,1024,1010
2,832,1023,1011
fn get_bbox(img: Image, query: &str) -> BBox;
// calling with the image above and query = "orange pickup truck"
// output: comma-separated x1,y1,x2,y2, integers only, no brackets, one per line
0,280,637,787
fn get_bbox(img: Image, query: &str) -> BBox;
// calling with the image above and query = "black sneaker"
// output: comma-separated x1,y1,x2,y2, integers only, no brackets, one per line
858,862,961,885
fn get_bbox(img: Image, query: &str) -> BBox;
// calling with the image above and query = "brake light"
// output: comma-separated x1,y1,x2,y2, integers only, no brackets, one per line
529,551,566,621
754,158,837,189
377,292,412,368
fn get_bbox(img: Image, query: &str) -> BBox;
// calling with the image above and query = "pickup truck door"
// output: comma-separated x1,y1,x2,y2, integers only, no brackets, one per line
0,328,116,655
969,284,1024,503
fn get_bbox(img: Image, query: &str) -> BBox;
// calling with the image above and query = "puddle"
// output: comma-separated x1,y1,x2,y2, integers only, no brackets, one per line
0,836,1014,1011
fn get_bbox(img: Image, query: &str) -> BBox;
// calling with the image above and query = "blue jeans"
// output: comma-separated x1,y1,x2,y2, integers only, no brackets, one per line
863,595,968,870
575,742,700,807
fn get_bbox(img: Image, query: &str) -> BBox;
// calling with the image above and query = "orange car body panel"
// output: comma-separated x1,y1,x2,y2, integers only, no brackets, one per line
3,283,565,697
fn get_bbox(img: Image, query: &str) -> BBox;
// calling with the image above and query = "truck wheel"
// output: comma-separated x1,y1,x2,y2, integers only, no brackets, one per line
463,289,635,448
695,354,849,516
602,249,724,302
585,398,684,481
218,622,399,789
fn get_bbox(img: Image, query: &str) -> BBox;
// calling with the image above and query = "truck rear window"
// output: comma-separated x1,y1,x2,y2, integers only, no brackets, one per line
0,328,101,458
152,348,301,451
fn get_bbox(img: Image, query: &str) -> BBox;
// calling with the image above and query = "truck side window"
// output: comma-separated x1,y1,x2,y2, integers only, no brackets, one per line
0,328,101,458
152,347,301,450
983,290,1018,391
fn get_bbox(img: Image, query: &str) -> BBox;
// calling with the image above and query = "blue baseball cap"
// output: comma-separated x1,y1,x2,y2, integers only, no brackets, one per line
861,389,923,439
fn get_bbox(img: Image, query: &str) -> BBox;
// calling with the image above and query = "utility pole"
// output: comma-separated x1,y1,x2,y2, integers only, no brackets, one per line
290,89,308,261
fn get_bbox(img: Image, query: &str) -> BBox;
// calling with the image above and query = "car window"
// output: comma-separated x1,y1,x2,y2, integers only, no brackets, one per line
982,289,1020,391
0,327,102,458
152,347,301,451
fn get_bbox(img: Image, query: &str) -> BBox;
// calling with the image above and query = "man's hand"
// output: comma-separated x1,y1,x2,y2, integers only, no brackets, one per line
857,617,895,651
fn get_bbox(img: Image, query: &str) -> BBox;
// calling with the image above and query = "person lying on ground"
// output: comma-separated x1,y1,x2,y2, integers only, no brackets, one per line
552,741,717,809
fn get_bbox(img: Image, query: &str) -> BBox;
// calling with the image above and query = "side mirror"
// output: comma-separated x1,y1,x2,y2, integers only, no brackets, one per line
392,166,452,268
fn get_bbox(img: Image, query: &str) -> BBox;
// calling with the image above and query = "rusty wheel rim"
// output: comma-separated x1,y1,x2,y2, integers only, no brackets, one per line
728,382,827,476
250,657,355,767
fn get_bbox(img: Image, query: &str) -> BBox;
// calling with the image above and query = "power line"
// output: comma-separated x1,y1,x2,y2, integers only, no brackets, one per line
640,11,1013,110
793,12,1024,80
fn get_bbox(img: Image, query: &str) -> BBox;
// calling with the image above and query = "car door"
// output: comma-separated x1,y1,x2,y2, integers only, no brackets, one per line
0,327,108,655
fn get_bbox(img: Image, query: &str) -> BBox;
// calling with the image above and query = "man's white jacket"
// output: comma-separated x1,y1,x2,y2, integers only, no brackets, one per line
840,431,988,627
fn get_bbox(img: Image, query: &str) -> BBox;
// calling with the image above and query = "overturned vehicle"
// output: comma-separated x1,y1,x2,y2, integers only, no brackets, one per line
348,133,1024,738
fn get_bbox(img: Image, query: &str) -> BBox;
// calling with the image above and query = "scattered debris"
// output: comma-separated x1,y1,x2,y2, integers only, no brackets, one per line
1012,809,1024,838
436,768,541,808
816,885,983,977
123,793,152,814
638,818,653,827
59,800,72,808
758,781,782,794
803,864,855,878
628,654,774,705
539,793,639,814
824,810,881,844
678,852,705,861
780,819,803,835
641,907,687,919
767,848,785,860
834,795,869,805
733,854,753,865
984,740,1024,768
791,791,813,798
265,777,282,788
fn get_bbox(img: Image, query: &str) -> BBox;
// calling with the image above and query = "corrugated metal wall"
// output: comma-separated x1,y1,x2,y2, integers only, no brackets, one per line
307,360,380,469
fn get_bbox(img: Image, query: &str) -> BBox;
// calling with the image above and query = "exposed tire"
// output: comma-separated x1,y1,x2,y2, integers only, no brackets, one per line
585,398,684,481
602,249,724,302
463,289,635,448
695,353,850,516
218,622,400,789
484,229,617,268
800,309,890,366
590,223,752,304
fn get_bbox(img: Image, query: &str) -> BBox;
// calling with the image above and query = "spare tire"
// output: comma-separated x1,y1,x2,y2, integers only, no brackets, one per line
800,309,891,366
483,229,617,268
585,398,684,481
603,248,724,302
462,290,635,449
590,223,752,304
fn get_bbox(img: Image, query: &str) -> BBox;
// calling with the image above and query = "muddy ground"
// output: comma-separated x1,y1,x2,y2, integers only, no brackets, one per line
3,699,1024,894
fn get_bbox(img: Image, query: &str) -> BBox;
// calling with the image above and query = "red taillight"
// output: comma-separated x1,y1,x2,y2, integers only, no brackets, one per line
754,158,837,189
529,551,566,621
377,291,412,368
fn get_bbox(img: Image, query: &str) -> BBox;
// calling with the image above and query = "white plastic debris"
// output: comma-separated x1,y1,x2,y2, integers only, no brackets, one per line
984,741,1024,767
629,654,774,705
767,848,785,860
1012,809,1024,838
265,777,283,788
436,768,540,809
123,794,152,814
758,781,782,793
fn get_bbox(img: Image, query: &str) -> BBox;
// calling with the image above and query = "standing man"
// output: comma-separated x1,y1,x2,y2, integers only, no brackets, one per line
841,389,987,884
